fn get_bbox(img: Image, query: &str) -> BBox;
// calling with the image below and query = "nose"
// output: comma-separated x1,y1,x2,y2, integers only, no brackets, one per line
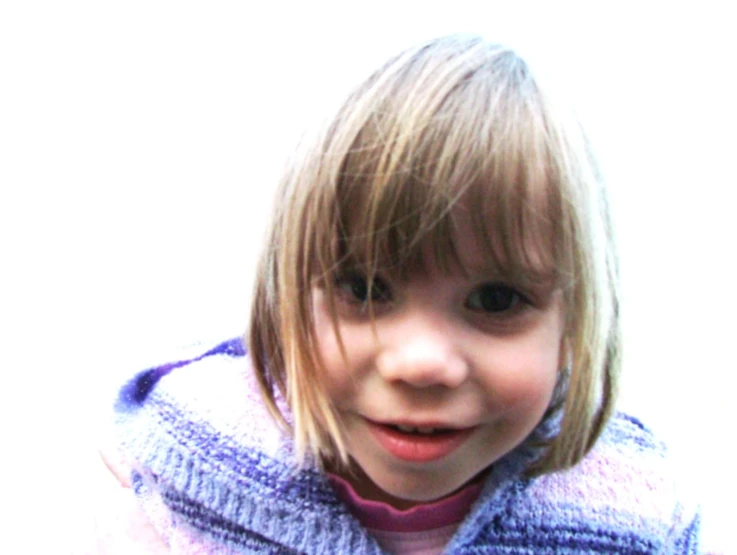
376,319,470,389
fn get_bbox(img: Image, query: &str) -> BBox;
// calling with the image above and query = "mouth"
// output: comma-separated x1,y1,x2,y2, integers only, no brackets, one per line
386,424,456,435
366,420,476,463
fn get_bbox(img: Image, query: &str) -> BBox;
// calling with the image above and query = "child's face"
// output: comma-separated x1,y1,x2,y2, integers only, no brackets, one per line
312,217,565,509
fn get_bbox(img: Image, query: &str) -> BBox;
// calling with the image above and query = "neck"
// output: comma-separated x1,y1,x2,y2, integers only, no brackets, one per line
326,458,488,510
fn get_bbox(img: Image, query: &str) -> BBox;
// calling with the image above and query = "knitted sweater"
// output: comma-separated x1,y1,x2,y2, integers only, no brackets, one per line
112,337,701,554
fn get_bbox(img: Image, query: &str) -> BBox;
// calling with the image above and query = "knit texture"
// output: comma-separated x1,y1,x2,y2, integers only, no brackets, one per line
113,338,701,554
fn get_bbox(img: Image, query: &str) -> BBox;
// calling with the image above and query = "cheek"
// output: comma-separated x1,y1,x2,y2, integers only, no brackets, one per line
312,301,344,378
476,334,561,414
311,297,368,404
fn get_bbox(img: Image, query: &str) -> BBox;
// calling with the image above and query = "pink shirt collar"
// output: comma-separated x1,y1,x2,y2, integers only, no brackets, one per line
327,473,484,533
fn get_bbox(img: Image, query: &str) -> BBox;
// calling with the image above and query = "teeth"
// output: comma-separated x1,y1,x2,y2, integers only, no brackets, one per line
396,425,437,434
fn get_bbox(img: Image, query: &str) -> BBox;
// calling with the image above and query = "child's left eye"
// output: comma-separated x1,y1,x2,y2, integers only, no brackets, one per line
466,284,526,313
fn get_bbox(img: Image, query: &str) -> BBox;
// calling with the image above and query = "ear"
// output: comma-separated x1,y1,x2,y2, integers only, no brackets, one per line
558,335,572,374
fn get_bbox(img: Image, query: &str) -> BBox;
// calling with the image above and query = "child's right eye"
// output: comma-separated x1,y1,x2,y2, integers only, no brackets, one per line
335,273,392,304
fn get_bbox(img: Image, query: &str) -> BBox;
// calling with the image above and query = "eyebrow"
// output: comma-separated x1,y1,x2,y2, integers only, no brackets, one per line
454,260,559,288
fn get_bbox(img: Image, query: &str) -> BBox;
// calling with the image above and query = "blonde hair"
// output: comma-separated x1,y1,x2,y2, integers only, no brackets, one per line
249,34,620,475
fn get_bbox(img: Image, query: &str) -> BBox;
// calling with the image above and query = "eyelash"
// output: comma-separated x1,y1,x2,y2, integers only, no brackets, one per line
334,274,529,315
334,273,392,306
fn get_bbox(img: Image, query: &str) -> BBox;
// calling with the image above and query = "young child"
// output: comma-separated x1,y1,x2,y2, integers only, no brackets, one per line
102,35,702,553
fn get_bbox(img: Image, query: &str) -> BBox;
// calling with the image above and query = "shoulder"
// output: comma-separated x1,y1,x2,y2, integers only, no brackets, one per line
455,412,701,553
104,337,258,552
106,337,372,553
112,336,291,465
520,412,701,552
545,412,685,501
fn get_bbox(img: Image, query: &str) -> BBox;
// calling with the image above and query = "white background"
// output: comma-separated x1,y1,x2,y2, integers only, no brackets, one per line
2,2,734,552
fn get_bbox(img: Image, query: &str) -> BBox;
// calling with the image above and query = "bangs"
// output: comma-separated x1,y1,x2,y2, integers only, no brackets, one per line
333,160,562,289
315,44,566,291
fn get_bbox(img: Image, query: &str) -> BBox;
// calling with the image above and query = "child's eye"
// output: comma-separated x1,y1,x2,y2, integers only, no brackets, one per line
466,284,526,313
335,273,392,304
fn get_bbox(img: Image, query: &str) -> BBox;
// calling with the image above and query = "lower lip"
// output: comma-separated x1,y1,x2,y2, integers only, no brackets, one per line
367,421,475,463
